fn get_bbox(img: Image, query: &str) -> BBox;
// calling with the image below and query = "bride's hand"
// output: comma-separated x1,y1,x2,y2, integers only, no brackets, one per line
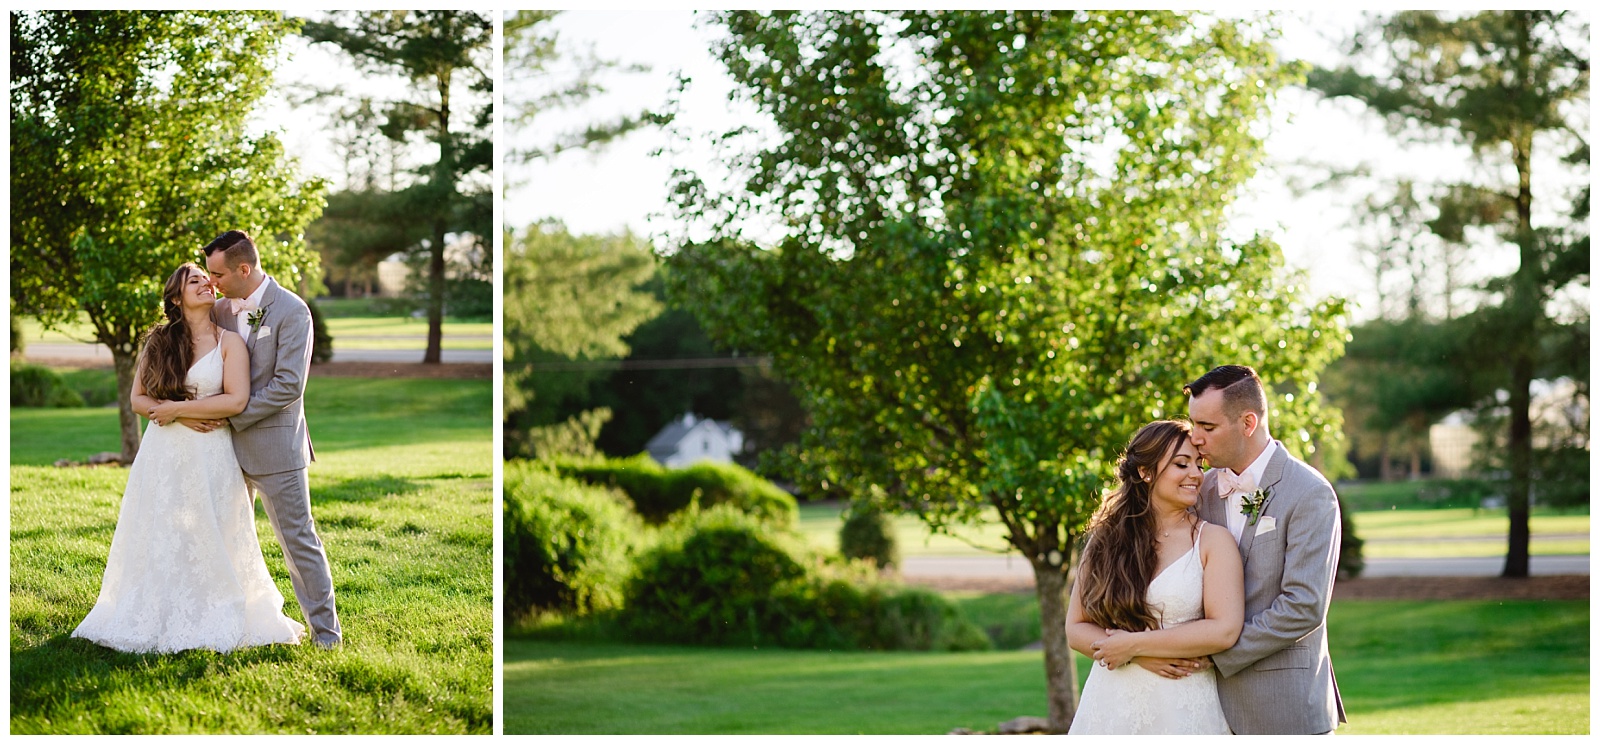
1092,629,1142,670
148,400,180,426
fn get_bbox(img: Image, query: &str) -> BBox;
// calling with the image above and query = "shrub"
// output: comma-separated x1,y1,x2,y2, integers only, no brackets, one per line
839,502,899,569
556,455,798,529
60,368,119,407
622,506,989,651
503,461,642,621
622,506,806,646
673,461,799,528
10,362,85,408
10,313,23,355
1337,494,1365,580
307,299,333,364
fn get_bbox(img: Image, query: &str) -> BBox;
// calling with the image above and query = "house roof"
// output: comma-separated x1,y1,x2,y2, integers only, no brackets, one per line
645,414,741,461
645,417,699,458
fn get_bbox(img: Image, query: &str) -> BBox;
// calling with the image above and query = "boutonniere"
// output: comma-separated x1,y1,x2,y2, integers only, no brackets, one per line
247,308,266,330
1241,488,1269,526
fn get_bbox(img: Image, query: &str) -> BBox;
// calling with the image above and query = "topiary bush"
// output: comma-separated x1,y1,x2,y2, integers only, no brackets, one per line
503,461,643,621
10,361,85,408
307,298,333,364
622,505,989,651
556,455,798,529
839,502,899,569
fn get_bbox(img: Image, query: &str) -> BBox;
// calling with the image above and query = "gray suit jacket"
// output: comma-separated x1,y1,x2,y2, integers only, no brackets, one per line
211,277,315,475
1197,442,1346,734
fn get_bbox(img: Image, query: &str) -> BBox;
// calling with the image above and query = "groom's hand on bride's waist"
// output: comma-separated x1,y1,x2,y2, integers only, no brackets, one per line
176,418,228,433
1133,656,1212,679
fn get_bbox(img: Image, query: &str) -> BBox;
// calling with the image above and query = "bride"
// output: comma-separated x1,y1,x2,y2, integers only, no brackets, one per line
72,262,304,653
1066,419,1243,734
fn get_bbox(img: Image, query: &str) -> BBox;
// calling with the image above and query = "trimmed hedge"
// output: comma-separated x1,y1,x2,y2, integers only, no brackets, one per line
555,454,798,528
10,362,85,408
503,461,642,620
622,506,989,652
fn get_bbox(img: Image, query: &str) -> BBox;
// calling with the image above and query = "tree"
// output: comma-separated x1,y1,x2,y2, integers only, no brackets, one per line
1308,10,1590,576
503,223,662,459
10,10,326,461
666,11,1348,729
504,10,657,167
302,10,493,363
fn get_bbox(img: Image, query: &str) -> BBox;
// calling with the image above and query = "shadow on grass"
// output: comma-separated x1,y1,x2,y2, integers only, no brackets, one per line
11,520,119,544
313,475,422,503
10,633,301,733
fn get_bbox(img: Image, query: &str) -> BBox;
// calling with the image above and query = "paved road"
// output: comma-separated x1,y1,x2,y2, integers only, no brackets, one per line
24,342,492,364
901,553,1590,580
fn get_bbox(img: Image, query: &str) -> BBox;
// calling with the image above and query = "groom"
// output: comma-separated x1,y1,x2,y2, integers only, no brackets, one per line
193,229,343,648
1184,365,1345,734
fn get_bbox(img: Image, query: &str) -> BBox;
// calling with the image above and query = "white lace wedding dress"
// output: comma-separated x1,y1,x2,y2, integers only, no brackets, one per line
1068,530,1232,735
73,342,304,653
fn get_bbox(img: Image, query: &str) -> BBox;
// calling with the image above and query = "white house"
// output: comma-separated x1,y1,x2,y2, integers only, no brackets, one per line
1429,377,1589,478
645,413,745,468
375,233,487,297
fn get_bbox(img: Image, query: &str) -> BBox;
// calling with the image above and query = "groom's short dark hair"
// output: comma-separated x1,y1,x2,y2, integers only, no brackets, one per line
1184,365,1267,420
202,230,258,270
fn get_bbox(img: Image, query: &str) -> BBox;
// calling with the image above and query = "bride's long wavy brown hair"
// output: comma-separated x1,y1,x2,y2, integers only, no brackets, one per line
138,263,205,402
1077,419,1194,632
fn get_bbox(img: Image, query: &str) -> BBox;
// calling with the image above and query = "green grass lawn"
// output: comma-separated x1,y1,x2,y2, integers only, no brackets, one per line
9,377,493,734
505,599,1587,734
798,501,1590,560
14,312,490,350
1354,507,1590,557
323,317,491,351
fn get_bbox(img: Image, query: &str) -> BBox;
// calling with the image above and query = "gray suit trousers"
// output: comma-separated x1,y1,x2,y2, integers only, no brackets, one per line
245,467,341,646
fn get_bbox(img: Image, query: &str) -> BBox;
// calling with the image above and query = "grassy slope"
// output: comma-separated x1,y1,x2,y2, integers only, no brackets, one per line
9,378,493,734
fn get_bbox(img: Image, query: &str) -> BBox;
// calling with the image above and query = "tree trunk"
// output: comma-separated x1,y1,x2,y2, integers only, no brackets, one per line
1032,557,1077,733
112,346,142,463
1502,12,1535,579
423,69,454,365
424,223,446,364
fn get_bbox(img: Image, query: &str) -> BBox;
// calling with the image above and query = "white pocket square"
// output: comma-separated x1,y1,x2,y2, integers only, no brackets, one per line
1254,515,1277,535
257,325,272,338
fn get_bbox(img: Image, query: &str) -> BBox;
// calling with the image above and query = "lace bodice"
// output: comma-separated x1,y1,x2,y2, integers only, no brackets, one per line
1068,525,1232,734
188,341,224,398
1148,537,1205,628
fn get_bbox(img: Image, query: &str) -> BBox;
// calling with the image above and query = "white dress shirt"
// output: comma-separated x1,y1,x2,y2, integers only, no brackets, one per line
1220,439,1278,542
233,276,271,337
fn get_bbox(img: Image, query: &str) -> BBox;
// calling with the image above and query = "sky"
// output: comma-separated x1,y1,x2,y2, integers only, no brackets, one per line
510,10,1551,323
252,11,491,192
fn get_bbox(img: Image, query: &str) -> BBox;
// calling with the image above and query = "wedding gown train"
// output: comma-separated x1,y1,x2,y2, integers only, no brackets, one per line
1067,528,1232,735
73,342,304,653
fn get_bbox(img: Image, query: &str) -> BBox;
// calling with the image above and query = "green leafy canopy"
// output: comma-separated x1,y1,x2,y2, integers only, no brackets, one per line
668,11,1349,560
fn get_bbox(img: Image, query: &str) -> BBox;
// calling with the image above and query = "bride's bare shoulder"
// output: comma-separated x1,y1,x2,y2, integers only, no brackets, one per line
1198,520,1236,548
219,328,248,353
